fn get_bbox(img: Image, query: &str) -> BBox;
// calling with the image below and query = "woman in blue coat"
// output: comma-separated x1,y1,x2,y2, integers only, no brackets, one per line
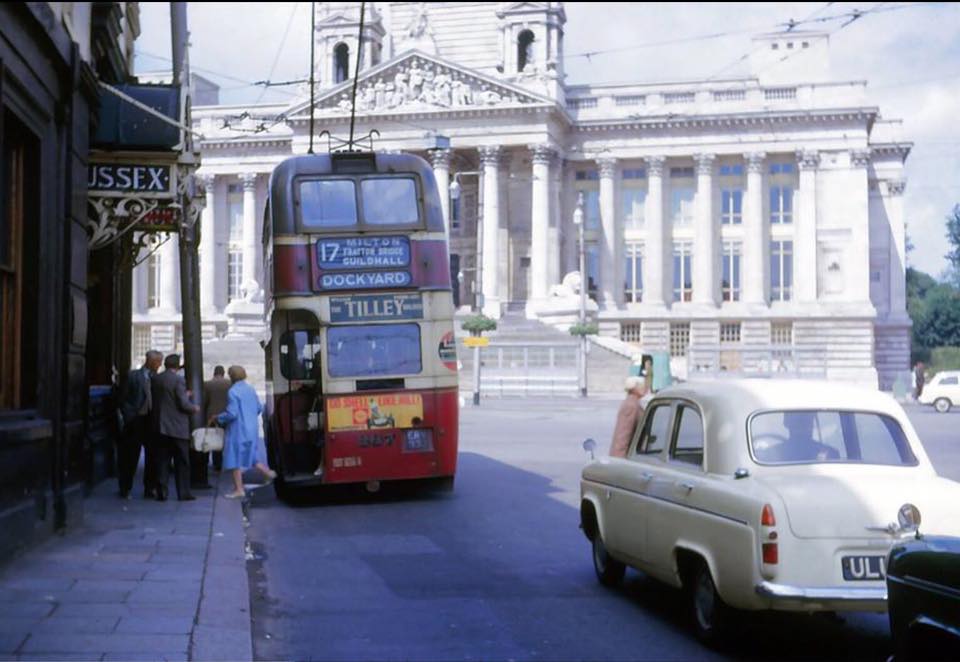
209,365,276,499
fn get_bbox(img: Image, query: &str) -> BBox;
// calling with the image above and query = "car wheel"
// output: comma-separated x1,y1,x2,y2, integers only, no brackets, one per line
592,534,625,587
934,397,952,413
689,560,732,646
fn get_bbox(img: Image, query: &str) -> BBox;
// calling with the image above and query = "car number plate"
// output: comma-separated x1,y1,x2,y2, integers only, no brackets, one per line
841,555,887,581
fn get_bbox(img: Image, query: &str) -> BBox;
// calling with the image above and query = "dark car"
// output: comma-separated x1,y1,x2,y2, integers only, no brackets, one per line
887,535,960,661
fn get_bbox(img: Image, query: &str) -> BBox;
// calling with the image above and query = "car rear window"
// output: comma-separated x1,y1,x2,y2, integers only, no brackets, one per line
750,410,917,466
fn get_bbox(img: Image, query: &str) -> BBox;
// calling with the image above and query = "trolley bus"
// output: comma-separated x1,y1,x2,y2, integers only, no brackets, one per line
262,151,458,496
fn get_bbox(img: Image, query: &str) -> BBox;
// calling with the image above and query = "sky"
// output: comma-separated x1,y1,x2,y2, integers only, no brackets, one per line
134,1,960,278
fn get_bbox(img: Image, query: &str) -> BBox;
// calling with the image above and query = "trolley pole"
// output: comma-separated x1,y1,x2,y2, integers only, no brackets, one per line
172,2,204,428
574,193,587,398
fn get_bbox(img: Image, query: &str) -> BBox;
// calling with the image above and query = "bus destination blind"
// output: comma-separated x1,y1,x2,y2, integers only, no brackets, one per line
329,293,424,323
317,236,412,291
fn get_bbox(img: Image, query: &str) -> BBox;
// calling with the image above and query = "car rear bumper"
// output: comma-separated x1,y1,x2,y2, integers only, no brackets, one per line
755,581,887,611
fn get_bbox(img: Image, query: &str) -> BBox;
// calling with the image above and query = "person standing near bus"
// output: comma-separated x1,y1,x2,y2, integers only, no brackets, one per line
203,365,231,473
609,376,650,458
118,350,163,499
211,365,277,499
151,354,199,501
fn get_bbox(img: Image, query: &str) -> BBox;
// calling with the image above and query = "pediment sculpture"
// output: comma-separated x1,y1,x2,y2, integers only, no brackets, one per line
320,55,542,114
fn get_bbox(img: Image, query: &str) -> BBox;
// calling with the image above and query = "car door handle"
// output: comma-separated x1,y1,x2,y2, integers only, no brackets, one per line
640,472,653,482
678,482,695,491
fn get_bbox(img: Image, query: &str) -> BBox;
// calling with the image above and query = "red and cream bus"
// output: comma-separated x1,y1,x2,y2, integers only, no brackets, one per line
262,151,458,496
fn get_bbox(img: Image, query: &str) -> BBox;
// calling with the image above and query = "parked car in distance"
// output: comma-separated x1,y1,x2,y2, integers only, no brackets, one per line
918,371,960,413
887,534,960,661
580,379,960,645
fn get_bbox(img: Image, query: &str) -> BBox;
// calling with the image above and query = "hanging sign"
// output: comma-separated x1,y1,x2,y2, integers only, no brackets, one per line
88,162,176,198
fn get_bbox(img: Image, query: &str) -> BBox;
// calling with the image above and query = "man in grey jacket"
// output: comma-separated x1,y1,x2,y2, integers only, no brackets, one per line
118,350,163,499
151,354,200,501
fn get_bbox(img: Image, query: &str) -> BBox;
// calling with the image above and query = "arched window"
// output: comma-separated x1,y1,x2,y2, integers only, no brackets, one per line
334,43,350,83
517,30,535,72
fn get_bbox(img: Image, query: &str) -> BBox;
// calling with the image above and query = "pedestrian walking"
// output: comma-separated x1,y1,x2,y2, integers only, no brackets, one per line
913,361,926,400
609,375,650,458
209,365,276,499
117,350,163,499
151,354,200,501
203,365,231,473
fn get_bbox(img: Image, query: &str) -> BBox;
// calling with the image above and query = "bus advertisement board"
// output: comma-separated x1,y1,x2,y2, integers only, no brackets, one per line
327,393,424,432
329,293,424,323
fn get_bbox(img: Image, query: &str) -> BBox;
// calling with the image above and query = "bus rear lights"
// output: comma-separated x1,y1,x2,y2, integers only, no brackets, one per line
403,429,434,452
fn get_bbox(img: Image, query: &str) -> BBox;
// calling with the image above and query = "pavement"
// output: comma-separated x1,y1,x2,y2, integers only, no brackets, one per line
0,469,253,662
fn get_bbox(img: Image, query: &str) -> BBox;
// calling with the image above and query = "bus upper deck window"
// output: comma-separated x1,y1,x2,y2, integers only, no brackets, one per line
300,180,357,229
361,178,419,226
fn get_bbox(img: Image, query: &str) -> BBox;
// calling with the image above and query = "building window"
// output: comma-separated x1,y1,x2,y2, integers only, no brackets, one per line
771,322,793,346
771,240,793,302
228,184,243,241
575,170,599,181
450,196,460,231
580,189,600,230
720,189,743,225
671,187,695,226
622,187,646,229
517,29,535,72
622,168,646,180
585,243,600,298
673,241,693,302
132,326,151,365
1,111,39,410
228,249,243,301
720,322,741,344
147,253,161,308
624,243,643,303
670,323,690,357
722,241,741,302
770,162,795,225
334,43,350,83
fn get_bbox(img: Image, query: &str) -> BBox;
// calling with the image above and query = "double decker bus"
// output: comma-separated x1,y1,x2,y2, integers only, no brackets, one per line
262,151,458,496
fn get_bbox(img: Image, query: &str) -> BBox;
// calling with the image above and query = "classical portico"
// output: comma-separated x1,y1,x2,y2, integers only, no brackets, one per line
131,2,912,389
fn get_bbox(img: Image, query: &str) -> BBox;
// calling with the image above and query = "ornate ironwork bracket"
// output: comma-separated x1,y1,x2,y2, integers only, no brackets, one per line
87,195,162,251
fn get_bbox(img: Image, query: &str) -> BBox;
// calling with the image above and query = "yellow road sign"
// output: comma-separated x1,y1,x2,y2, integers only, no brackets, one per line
463,336,489,347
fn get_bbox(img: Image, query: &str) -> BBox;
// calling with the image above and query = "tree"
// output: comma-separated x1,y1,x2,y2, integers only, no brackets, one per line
461,314,496,337
946,204,960,287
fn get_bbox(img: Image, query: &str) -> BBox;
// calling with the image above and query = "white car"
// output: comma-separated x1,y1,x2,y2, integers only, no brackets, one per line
918,371,960,413
580,379,960,644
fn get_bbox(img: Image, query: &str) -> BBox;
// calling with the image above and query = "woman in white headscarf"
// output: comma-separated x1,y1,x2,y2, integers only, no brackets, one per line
609,375,650,458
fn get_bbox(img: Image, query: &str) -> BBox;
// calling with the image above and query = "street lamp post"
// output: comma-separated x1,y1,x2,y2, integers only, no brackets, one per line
450,171,483,405
573,192,587,398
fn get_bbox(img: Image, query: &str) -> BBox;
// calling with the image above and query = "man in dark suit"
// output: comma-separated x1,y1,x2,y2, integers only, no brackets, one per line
203,365,231,473
151,354,200,501
118,350,163,499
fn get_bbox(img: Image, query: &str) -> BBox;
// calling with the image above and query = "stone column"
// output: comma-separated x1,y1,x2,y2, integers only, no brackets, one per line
693,153,717,305
643,156,666,306
160,231,180,313
530,144,554,301
241,172,259,291
796,151,819,302
199,173,217,313
479,146,502,318
743,152,767,304
563,164,577,276
849,149,872,303
549,153,564,287
886,179,908,316
598,156,618,306
429,148,452,239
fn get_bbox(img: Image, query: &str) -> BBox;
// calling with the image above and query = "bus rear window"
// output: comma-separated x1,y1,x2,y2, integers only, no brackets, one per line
360,178,419,226
327,324,421,377
300,180,357,228
280,330,322,380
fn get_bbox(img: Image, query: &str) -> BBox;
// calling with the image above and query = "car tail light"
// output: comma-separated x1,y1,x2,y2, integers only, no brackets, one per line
762,543,779,564
761,504,776,527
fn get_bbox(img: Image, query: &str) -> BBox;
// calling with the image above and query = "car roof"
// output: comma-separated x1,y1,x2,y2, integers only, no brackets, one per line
933,371,960,377
651,378,905,418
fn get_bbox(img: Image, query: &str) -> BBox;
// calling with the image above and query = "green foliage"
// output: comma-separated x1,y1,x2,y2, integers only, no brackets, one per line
461,314,497,336
568,322,599,337
946,204,960,286
931,346,960,373
908,265,960,365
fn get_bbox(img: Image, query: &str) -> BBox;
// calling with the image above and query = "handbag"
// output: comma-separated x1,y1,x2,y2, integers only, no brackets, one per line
191,427,224,453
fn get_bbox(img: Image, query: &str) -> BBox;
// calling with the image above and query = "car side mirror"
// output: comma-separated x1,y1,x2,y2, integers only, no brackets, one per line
582,438,597,460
